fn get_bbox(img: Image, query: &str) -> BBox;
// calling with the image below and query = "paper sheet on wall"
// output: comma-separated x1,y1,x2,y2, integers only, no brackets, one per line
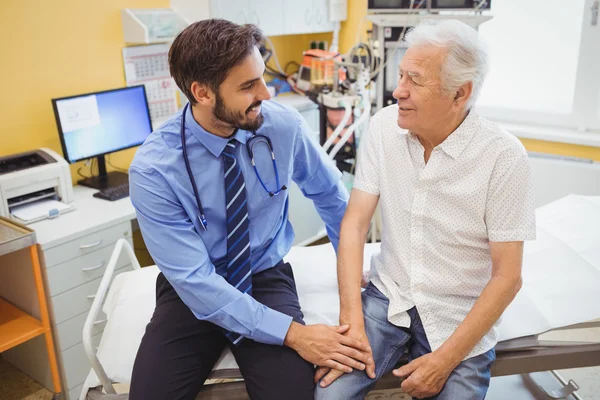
123,44,178,128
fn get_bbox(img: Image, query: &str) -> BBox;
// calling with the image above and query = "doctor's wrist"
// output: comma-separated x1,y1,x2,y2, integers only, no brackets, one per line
283,321,301,349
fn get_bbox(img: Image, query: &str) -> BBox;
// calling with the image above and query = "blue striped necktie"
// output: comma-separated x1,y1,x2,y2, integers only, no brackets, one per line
222,139,252,345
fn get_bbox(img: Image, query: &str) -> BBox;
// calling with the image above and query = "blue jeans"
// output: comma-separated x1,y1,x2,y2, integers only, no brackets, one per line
315,283,496,400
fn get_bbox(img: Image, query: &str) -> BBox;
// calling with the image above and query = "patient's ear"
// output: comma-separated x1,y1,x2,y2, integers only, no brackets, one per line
453,81,473,110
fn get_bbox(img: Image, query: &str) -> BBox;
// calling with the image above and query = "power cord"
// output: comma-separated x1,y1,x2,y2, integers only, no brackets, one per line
77,167,91,180
106,155,128,173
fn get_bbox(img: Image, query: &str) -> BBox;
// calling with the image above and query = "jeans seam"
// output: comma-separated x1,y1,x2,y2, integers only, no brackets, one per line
376,334,410,380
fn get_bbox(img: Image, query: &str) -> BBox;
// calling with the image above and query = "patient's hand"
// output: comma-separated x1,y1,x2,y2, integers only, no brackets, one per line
315,323,376,388
284,322,372,374
393,352,453,398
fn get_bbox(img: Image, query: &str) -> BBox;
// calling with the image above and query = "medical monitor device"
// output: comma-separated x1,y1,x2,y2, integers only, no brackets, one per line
51,85,153,190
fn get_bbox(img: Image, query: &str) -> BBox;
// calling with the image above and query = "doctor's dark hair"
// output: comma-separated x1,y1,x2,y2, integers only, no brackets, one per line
169,19,265,105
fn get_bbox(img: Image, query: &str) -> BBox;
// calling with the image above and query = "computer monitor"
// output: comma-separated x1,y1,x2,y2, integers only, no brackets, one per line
51,85,153,190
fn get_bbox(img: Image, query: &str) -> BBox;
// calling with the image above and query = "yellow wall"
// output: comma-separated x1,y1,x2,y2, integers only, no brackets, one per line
1,0,598,178
1,1,169,182
0,1,331,184
519,139,600,161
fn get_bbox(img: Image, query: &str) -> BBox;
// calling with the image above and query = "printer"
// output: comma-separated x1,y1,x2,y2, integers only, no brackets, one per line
0,148,75,224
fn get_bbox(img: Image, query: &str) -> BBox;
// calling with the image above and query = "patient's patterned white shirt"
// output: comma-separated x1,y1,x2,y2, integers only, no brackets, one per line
353,105,536,360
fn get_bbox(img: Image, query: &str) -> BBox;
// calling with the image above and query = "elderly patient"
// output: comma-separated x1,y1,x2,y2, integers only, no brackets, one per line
315,20,537,400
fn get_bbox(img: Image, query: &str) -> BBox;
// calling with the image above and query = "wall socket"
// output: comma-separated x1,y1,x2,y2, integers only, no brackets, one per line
309,40,329,51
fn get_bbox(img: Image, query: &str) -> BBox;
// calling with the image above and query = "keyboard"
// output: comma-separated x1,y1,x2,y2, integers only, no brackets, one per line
93,183,130,201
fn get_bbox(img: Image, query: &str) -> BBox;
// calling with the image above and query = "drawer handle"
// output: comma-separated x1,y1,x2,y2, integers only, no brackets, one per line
82,261,105,272
94,319,107,325
87,294,95,299
80,239,103,250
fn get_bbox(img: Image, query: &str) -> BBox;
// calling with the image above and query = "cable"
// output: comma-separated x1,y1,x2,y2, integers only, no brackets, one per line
329,100,370,160
264,36,286,76
284,61,301,75
322,100,353,153
355,15,368,45
286,74,306,96
348,42,376,80
106,155,128,173
77,168,91,180
265,66,288,80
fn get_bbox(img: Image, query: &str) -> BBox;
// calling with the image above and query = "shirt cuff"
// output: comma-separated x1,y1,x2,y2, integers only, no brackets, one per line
353,182,379,196
253,307,294,346
488,229,537,242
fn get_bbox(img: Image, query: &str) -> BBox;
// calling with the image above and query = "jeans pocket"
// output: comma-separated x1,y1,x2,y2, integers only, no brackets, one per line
363,282,389,303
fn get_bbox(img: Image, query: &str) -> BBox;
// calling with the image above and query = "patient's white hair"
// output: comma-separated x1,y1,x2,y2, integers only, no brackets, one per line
403,19,489,109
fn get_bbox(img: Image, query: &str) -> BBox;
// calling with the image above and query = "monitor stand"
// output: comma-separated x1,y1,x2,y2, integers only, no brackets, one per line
78,155,129,191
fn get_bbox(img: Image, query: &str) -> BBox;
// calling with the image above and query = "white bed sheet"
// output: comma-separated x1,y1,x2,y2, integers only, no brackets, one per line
80,195,600,398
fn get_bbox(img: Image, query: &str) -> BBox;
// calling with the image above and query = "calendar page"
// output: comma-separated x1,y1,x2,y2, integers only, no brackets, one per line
123,44,179,128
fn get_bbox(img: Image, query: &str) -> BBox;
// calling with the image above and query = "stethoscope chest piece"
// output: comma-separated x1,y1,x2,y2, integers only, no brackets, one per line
247,133,286,197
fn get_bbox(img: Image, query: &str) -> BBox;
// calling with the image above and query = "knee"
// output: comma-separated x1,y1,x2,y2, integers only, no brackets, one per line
314,381,342,400
314,371,372,400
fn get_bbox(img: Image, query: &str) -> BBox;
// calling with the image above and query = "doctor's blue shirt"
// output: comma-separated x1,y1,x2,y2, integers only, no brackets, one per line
129,100,349,346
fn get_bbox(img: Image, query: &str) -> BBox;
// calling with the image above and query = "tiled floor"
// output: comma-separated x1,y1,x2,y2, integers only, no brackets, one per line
0,357,52,400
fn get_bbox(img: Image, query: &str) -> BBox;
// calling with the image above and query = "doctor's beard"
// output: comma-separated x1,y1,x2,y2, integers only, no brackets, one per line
213,92,264,132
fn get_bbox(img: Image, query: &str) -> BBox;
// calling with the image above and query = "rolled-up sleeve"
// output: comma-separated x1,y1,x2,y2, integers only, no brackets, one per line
290,113,349,251
129,166,292,345
353,115,381,196
485,147,537,242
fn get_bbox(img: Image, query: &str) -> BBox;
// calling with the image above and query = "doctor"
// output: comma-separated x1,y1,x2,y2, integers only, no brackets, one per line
128,18,372,400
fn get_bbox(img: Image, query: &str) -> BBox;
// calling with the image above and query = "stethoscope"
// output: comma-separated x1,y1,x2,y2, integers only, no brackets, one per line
181,103,286,231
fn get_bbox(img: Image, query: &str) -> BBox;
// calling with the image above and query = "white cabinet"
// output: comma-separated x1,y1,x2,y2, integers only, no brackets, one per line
170,0,211,24
281,1,315,35
249,0,284,37
282,0,335,35
210,0,251,25
171,0,334,36
310,0,336,33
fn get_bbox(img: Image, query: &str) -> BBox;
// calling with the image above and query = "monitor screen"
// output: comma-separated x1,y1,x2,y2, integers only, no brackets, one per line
52,85,153,163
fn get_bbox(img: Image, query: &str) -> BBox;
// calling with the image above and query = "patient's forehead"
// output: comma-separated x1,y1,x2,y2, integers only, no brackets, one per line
401,45,446,79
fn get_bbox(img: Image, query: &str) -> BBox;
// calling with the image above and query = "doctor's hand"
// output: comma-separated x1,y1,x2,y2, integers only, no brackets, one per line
314,322,376,388
284,322,372,374
393,352,455,398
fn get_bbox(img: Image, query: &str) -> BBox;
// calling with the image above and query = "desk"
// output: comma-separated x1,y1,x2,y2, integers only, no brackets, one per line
0,217,62,399
2,186,136,400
